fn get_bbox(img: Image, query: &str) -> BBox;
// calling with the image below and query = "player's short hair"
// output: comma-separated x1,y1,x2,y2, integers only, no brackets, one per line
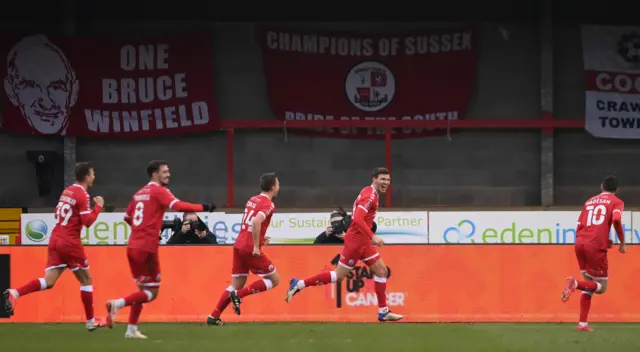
147,160,168,178
372,167,390,178
602,175,619,192
74,162,93,182
260,172,278,192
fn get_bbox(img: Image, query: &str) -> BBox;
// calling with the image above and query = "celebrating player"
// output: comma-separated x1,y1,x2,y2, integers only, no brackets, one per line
206,172,280,326
105,160,215,339
561,175,627,332
285,167,403,322
2,162,106,331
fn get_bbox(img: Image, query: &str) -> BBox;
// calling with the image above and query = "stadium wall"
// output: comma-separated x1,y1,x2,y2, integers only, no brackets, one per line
1,19,639,208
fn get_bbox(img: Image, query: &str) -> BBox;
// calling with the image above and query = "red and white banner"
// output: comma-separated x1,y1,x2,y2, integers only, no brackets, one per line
0,33,218,137
582,25,640,139
259,26,478,139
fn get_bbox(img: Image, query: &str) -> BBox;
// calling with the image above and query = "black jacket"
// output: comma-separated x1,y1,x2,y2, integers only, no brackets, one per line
314,221,377,244
167,229,217,245
313,231,345,244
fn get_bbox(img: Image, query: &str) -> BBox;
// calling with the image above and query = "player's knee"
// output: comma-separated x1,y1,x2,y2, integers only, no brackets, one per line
145,288,159,301
331,271,346,283
373,265,388,278
597,281,608,294
267,275,280,287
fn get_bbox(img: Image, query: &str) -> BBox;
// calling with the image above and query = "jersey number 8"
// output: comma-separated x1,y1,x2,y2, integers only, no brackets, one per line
133,201,145,226
586,204,607,226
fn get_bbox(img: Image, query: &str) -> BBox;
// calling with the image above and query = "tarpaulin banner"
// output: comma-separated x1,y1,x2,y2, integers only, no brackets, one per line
1,245,637,323
259,26,478,139
0,33,218,137
582,25,640,139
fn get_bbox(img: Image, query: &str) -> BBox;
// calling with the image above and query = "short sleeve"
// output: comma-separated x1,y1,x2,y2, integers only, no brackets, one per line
155,187,179,209
77,188,92,215
613,199,624,214
257,200,275,218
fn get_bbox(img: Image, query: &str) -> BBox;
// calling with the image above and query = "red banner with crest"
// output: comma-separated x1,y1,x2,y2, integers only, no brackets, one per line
259,26,478,139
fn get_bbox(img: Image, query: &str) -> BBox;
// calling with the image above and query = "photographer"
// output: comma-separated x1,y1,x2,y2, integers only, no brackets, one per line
314,208,377,244
167,212,217,245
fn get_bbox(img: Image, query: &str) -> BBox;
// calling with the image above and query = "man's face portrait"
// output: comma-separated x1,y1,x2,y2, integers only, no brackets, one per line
4,35,79,134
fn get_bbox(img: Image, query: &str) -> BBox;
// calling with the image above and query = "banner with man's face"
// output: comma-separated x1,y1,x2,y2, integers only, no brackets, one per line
0,34,219,137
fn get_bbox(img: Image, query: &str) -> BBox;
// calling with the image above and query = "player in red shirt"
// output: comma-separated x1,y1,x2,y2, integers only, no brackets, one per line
104,160,215,339
561,175,627,332
2,162,106,331
206,172,280,326
285,167,403,322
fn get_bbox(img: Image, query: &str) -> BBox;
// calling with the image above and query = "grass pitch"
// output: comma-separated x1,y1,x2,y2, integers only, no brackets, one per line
1,322,640,351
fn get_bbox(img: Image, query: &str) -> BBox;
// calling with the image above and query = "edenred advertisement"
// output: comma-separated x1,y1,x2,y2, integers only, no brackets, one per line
259,26,478,139
1,245,638,323
0,33,218,137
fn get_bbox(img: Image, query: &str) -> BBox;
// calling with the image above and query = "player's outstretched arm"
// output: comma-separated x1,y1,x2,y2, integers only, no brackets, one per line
170,201,215,213
157,187,216,213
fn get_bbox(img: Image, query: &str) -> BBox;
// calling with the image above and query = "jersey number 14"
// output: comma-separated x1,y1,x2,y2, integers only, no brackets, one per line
241,208,256,232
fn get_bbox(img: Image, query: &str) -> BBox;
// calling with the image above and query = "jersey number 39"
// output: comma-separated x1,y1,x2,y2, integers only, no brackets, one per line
55,202,73,226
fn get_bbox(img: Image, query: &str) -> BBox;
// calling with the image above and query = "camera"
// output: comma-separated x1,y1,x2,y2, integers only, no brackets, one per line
161,215,207,233
188,219,208,232
161,216,182,233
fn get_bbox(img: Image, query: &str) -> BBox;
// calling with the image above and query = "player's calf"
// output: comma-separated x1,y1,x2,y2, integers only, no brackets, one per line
285,270,342,303
233,276,277,314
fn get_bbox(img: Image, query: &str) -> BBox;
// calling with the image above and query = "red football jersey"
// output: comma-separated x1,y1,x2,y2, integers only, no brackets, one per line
50,184,95,245
125,182,178,252
576,192,624,250
346,186,379,243
234,194,275,252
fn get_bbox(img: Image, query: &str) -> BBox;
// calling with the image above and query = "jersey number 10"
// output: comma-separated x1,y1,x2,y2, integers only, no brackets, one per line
585,204,607,226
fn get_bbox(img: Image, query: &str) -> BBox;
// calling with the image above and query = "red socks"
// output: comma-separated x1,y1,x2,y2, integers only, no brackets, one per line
210,287,233,317
237,279,272,299
303,271,335,287
576,280,598,292
128,303,143,325
579,292,592,323
80,286,94,320
374,276,388,309
16,278,45,297
124,291,149,306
